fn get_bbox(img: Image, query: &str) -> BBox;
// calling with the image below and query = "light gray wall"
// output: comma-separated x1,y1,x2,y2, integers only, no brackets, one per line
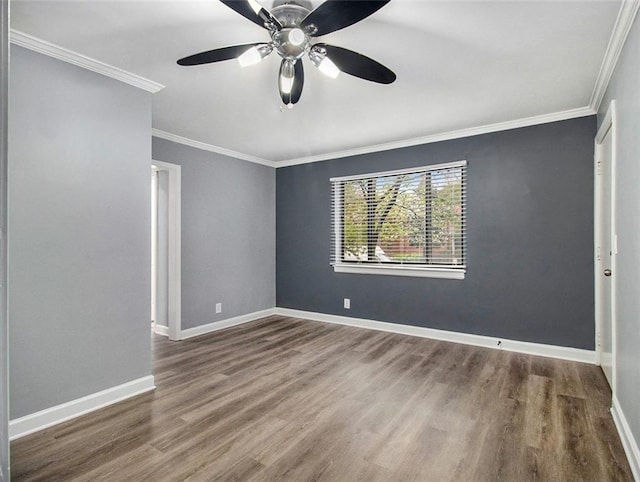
598,12,640,467
0,0,9,478
152,138,275,330
9,46,153,418
277,117,596,349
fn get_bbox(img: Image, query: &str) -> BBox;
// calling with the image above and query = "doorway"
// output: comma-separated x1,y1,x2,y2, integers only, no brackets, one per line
594,100,617,392
151,161,182,341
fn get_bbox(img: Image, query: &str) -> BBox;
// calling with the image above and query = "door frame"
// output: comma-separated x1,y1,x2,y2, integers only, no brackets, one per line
594,99,617,394
152,160,182,341
0,0,9,477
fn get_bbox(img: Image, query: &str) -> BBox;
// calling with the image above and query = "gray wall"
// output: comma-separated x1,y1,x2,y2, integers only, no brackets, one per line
277,117,596,350
9,46,153,418
0,0,9,478
598,12,640,466
152,138,275,330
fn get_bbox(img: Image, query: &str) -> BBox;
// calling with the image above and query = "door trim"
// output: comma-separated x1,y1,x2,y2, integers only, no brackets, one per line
594,99,617,394
152,160,182,341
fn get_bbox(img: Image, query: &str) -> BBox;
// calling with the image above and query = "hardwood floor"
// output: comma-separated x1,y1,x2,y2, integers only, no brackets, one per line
11,316,633,481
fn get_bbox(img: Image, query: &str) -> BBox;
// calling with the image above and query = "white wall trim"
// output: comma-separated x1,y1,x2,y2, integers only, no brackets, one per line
151,107,593,168
152,129,275,168
275,107,595,167
179,308,276,340
153,323,169,337
9,30,164,93
0,0,9,479
612,396,640,481
589,0,640,112
9,376,155,440
333,264,465,279
274,308,596,364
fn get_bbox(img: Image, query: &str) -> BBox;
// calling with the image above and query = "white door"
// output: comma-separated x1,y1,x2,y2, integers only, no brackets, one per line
598,126,614,387
595,101,617,391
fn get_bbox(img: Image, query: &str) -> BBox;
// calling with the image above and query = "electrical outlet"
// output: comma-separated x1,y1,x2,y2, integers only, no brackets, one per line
215,302,222,314
344,298,351,309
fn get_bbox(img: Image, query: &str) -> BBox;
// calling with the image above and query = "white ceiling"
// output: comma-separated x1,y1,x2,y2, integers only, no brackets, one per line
10,0,621,163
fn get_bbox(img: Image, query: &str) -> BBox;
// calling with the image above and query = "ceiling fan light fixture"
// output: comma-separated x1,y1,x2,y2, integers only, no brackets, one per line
309,48,340,79
288,28,305,47
318,57,340,79
280,75,294,94
279,59,295,94
237,44,272,67
247,0,262,15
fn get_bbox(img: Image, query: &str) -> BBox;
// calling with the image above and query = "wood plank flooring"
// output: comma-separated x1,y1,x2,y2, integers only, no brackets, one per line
11,316,633,481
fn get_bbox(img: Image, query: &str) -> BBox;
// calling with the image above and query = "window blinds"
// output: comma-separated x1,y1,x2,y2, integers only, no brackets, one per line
331,161,466,269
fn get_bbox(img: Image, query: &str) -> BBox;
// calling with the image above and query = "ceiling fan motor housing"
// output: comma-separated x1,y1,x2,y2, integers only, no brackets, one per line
270,2,313,60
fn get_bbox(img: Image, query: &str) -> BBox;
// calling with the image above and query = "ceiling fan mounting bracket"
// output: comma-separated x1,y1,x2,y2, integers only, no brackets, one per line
270,2,311,28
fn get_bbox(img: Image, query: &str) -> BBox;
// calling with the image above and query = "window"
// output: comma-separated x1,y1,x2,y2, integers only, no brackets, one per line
330,160,466,279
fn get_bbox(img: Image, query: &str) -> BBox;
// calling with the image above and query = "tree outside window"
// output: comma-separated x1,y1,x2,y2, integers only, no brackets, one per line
336,165,465,267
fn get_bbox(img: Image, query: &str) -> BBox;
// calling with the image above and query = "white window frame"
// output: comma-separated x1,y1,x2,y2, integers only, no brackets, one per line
331,160,467,280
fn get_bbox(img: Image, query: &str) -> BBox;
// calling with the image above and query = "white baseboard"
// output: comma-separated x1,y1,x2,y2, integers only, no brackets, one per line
9,375,155,440
153,323,169,337
274,308,596,364
612,396,640,481
179,308,276,340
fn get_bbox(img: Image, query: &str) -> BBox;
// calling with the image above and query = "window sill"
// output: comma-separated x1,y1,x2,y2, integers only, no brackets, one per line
332,264,465,279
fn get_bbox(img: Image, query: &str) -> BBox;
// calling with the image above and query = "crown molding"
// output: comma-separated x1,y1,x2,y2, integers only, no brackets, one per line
590,0,640,112
152,106,594,168
9,29,164,93
275,106,596,167
152,129,275,167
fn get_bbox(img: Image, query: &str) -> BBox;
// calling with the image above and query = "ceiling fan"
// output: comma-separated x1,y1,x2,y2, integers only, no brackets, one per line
177,0,396,107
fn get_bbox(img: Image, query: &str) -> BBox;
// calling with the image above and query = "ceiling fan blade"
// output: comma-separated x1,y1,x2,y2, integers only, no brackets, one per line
301,0,389,37
219,0,282,30
177,43,264,66
279,59,304,105
316,43,396,84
